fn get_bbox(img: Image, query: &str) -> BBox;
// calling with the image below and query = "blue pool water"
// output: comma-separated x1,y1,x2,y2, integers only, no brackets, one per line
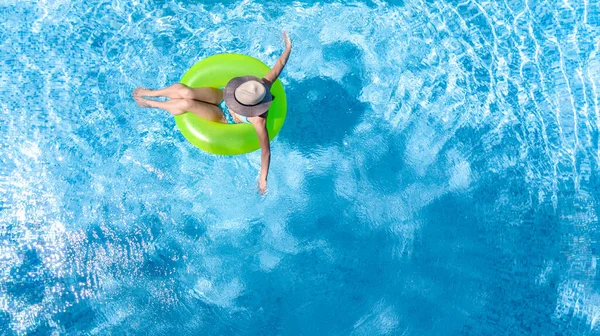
1,0,600,334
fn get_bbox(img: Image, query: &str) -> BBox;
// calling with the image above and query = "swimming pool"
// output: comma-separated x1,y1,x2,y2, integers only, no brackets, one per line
1,0,599,334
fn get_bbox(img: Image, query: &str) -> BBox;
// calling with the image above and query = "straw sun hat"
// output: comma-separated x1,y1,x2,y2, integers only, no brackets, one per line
223,76,273,117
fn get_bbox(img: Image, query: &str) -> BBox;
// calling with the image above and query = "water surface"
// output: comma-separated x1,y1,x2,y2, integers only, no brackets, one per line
1,0,600,334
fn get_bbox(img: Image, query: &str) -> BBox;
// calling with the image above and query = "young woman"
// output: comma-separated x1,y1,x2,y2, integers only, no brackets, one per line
133,32,292,194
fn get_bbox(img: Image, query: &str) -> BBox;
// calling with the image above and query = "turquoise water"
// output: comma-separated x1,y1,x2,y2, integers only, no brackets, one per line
1,0,600,334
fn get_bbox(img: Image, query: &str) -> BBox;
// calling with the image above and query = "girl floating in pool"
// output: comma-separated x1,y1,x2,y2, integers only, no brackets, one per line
133,32,292,194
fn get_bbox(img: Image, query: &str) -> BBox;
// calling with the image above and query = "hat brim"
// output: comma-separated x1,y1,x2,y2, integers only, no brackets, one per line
223,76,273,117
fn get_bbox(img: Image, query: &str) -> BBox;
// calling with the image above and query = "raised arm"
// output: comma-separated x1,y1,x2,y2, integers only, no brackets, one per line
262,32,292,87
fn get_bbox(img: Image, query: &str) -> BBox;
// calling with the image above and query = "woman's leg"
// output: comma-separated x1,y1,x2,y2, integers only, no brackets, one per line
133,84,223,105
141,98,226,123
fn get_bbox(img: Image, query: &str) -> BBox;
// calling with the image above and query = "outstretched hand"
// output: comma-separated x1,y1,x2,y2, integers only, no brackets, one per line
283,31,292,50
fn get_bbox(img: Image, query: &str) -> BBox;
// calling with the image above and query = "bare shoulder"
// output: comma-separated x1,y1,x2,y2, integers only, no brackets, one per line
250,115,267,128
261,78,273,89
250,114,269,135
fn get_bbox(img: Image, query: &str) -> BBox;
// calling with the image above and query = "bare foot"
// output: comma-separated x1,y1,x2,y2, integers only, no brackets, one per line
133,87,150,107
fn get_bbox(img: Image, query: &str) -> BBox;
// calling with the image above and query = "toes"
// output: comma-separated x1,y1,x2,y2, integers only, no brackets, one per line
134,96,150,108
133,87,147,97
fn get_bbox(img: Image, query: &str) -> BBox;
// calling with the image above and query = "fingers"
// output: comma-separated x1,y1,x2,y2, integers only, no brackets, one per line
283,31,292,49
258,181,268,194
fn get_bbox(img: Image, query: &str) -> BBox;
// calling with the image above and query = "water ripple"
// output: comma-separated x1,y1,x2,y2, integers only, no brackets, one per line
1,0,599,334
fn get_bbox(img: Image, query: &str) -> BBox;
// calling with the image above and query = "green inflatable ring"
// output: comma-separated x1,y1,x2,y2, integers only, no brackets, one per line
175,54,287,155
